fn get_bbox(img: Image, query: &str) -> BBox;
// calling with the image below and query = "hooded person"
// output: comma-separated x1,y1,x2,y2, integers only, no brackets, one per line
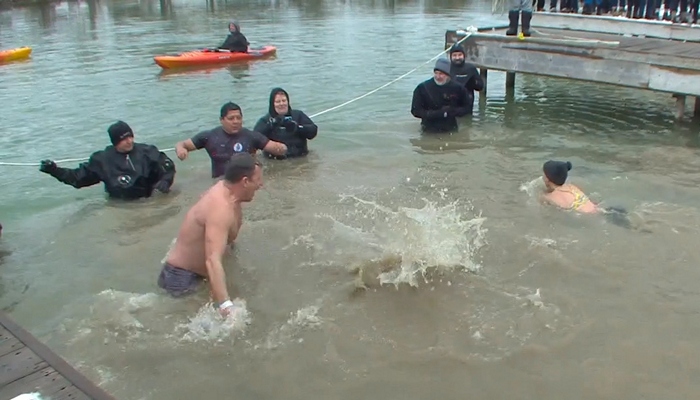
253,88,318,159
448,43,484,115
218,20,249,53
410,57,470,133
39,121,176,200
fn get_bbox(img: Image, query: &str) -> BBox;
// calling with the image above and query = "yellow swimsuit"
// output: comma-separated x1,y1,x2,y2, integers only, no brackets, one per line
560,188,589,211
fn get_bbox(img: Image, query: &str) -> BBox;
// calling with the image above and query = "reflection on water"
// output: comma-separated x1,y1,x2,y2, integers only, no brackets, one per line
1,0,700,399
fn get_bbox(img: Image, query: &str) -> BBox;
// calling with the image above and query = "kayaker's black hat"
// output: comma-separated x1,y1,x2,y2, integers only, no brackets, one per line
108,121,134,145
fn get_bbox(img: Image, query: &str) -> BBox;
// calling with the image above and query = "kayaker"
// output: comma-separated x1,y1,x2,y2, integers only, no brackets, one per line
174,102,288,178
218,20,249,53
253,87,318,160
410,58,470,133
448,43,483,115
39,121,177,200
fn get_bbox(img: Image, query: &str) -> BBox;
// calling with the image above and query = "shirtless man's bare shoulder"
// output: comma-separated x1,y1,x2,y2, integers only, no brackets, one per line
157,153,263,316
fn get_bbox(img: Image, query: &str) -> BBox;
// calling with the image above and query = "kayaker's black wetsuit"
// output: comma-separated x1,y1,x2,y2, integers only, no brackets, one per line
252,87,318,159
219,20,249,53
448,44,484,115
411,77,470,133
39,143,176,200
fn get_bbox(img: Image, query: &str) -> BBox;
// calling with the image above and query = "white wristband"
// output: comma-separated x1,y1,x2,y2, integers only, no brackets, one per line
218,300,233,310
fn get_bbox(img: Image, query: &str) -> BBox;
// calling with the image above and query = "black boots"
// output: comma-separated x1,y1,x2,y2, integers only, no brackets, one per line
506,10,519,36
521,10,532,37
506,10,531,37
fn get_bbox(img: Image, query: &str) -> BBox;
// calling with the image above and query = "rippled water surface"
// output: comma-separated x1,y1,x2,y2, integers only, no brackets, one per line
1,1,700,399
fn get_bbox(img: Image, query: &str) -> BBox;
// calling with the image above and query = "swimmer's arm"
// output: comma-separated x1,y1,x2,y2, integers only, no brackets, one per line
265,140,287,156
538,193,556,206
52,155,102,188
204,213,235,305
175,139,197,152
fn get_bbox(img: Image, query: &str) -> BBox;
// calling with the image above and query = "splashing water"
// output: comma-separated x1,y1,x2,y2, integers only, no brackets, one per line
318,194,488,288
178,298,251,343
261,305,323,350
519,177,545,201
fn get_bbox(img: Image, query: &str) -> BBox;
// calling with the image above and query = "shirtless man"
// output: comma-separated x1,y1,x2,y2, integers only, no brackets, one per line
157,152,263,316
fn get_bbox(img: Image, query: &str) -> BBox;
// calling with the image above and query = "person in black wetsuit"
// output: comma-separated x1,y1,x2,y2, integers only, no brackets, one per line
253,88,318,160
39,121,176,200
448,43,484,115
174,102,288,178
218,20,249,53
410,58,470,133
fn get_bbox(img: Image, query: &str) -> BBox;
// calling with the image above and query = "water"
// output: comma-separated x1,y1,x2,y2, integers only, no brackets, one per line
1,0,700,399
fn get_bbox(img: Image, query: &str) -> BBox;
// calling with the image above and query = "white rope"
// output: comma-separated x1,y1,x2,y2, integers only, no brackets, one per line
0,28,477,168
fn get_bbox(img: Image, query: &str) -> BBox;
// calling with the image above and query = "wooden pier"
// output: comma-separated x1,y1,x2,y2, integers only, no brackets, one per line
0,312,115,400
445,13,700,119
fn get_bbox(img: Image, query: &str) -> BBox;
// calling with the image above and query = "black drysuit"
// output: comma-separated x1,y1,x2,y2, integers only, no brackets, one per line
253,87,318,159
411,78,470,133
41,143,176,200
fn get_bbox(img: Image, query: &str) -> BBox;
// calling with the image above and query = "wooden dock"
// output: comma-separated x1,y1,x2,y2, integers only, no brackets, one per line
0,312,115,400
445,12,700,119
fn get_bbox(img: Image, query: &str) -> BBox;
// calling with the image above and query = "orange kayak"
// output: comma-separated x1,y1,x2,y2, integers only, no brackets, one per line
0,47,32,63
154,46,276,69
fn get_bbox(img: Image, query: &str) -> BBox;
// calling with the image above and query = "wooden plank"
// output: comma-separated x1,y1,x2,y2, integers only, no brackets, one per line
0,347,48,387
530,12,700,42
0,337,23,359
0,313,115,400
0,367,74,399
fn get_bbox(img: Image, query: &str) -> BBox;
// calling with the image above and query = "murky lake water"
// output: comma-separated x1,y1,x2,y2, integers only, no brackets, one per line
1,0,700,399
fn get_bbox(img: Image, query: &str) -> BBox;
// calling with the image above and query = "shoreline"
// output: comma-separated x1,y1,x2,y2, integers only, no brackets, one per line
0,0,77,9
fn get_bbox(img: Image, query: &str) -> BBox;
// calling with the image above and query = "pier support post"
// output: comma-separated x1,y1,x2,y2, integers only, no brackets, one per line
480,68,488,94
673,94,686,120
694,96,700,118
505,72,516,89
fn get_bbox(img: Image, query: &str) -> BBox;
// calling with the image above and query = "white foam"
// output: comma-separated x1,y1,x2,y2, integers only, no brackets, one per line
178,298,251,343
11,394,44,400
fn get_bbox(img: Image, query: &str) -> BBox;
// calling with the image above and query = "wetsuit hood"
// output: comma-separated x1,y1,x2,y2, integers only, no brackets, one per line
449,43,466,66
228,20,241,33
268,87,291,117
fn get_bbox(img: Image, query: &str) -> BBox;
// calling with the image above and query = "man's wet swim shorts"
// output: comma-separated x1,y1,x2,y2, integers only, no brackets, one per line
157,262,204,297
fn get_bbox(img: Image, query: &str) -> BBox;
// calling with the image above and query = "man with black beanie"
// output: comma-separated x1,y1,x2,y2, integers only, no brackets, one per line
39,121,176,200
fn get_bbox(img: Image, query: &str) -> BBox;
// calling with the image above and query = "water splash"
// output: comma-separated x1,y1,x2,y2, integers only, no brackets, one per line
318,194,488,288
177,298,251,343
261,305,323,350
519,176,545,201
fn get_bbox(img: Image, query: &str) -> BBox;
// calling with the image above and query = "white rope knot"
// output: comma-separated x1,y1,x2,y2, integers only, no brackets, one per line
456,26,479,37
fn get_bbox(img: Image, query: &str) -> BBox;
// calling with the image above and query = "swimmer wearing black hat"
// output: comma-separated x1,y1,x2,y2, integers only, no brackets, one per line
39,121,177,200
541,160,631,228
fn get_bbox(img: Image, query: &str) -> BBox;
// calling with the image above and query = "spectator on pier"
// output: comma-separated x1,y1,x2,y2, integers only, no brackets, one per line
218,20,249,53
448,43,483,115
559,0,579,13
506,0,533,37
410,58,470,133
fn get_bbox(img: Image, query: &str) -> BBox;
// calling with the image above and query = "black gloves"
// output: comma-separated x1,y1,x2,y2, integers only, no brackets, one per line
154,180,171,193
268,116,298,133
39,160,57,174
